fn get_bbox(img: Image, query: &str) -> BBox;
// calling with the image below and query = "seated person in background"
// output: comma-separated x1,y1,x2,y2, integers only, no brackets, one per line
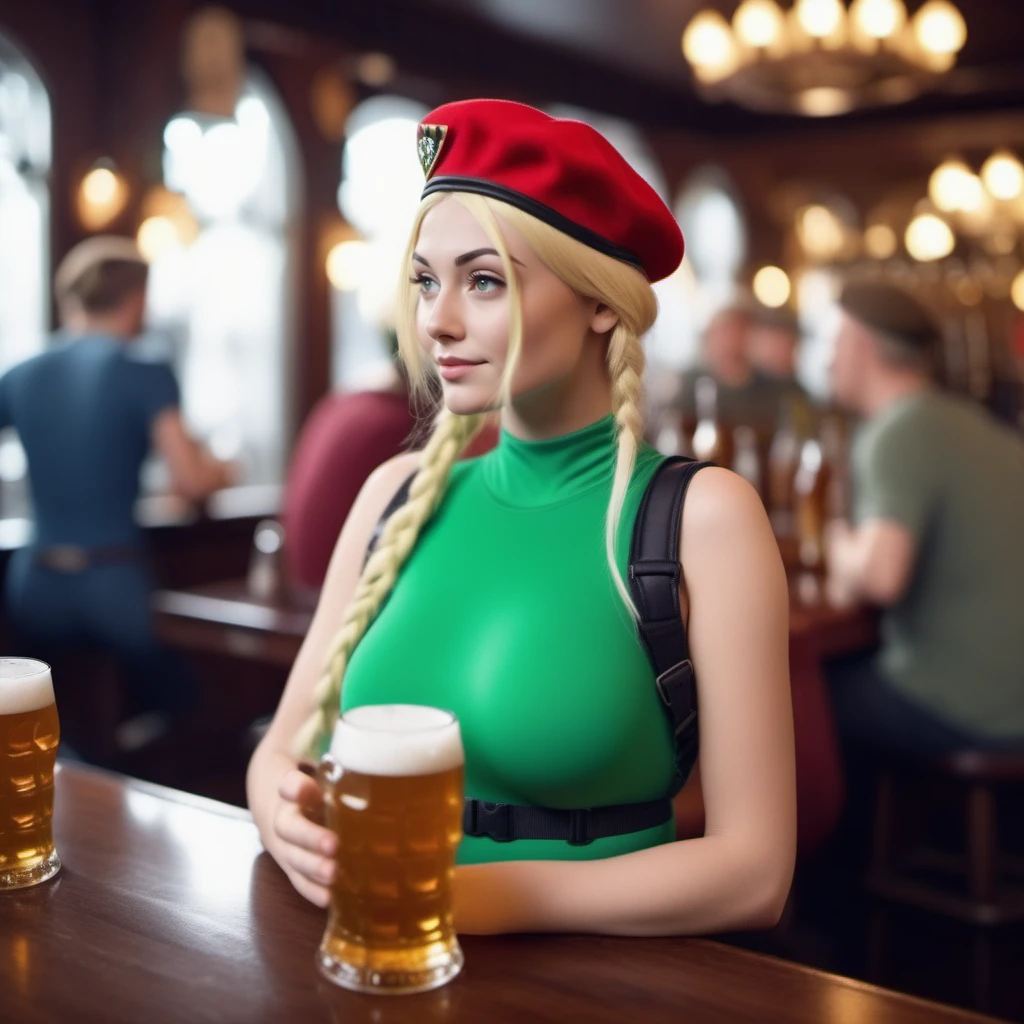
284,335,496,592
825,281,1024,757
677,302,792,434
0,236,235,738
747,303,816,437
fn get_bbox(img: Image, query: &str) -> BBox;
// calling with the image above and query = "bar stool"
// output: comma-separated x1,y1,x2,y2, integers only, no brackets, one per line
864,749,1024,1011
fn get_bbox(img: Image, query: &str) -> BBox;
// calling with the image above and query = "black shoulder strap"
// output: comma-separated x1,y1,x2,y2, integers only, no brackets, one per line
363,471,416,567
629,456,715,794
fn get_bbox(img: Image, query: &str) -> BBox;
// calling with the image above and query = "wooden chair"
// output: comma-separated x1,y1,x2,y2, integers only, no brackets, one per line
865,749,1024,1011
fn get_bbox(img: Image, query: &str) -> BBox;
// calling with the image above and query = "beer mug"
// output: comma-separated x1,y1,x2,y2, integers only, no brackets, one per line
0,659,61,890
317,704,465,994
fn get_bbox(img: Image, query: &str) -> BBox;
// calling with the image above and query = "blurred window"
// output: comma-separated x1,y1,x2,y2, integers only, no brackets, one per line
675,169,749,368
145,69,300,486
0,32,50,517
796,268,842,400
331,95,427,391
544,104,693,375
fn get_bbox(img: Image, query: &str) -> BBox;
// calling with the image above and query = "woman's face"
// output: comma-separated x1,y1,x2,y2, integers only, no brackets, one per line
411,198,610,417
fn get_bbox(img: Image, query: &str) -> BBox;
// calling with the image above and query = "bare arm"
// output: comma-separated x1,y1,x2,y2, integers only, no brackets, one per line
151,408,237,501
246,451,421,904
453,469,796,935
826,517,917,607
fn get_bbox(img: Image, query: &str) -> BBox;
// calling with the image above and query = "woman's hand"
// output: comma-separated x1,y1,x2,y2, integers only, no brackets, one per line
271,768,338,908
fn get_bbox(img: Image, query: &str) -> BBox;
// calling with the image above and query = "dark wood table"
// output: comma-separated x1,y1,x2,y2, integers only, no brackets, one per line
0,764,998,1024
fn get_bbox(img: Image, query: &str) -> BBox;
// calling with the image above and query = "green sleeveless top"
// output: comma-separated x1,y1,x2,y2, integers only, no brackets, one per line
341,415,676,864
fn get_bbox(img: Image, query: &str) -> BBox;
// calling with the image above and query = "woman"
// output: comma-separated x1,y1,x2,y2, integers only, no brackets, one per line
248,99,795,935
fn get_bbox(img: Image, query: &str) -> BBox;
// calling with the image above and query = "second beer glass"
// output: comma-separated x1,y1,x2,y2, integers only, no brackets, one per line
317,704,464,994
0,658,61,890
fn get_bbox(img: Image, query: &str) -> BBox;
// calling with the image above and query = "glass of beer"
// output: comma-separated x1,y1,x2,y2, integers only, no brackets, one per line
317,704,464,995
0,658,60,890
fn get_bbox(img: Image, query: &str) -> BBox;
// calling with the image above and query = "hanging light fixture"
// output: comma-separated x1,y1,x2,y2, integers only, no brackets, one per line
681,0,967,116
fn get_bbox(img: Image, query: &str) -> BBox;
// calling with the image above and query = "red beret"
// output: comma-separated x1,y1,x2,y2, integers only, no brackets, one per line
416,99,684,283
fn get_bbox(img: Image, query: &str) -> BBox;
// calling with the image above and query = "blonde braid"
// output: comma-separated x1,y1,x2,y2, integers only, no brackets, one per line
605,323,647,619
292,408,485,761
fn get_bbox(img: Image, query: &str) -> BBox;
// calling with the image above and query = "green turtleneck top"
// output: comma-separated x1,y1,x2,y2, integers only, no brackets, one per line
340,415,675,864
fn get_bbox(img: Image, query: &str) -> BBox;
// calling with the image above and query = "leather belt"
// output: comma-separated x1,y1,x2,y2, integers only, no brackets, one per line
34,544,145,573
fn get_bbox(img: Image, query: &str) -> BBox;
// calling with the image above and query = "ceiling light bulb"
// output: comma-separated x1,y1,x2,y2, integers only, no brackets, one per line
913,0,967,56
905,213,955,261
795,0,845,38
683,10,737,68
929,158,971,212
733,0,785,48
981,149,1024,202
850,0,907,39
753,265,791,307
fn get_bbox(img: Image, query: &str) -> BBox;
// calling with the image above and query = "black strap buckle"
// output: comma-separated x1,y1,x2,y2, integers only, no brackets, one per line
629,559,681,584
655,659,697,736
463,800,515,842
568,809,592,846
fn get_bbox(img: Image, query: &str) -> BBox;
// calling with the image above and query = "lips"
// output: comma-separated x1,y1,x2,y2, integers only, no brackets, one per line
437,356,484,367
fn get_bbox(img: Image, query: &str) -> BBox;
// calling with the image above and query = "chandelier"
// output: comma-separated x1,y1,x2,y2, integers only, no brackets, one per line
682,0,967,116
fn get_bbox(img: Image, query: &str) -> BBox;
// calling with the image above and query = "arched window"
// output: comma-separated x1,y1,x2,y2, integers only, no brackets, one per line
146,70,300,485
545,105,694,374
331,95,427,390
674,169,749,353
0,32,50,516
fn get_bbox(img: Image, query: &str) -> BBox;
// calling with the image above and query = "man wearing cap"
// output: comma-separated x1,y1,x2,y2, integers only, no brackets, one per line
825,281,1024,754
0,236,235,751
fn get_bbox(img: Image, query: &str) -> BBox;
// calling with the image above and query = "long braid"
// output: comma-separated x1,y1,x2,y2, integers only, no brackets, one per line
605,322,647,619
292,408,485,761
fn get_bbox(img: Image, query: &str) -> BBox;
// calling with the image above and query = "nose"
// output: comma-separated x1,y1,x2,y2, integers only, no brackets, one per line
425,284,466,344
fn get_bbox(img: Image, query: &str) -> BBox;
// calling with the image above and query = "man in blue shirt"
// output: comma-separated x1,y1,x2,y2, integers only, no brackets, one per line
0,236,234,748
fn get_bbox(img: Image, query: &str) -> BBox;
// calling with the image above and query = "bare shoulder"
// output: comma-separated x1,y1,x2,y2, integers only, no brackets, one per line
678,466,784,592
350,451,422,525
682,466,774,544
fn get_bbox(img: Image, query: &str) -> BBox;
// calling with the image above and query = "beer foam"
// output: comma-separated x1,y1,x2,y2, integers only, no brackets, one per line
330,704,463,777
0,659,55,715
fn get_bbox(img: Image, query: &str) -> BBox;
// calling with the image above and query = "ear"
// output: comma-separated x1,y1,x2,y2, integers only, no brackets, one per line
588,302,619,336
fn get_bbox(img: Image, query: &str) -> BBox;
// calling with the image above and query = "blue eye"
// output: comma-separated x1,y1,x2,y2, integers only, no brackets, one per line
409,274,438,295
470,273,503,293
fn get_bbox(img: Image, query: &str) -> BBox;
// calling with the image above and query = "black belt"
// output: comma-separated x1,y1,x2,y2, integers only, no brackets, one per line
34,544,145,573
462,797,673,846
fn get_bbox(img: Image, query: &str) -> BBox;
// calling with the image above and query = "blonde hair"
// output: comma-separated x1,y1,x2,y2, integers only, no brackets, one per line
294,192,658,761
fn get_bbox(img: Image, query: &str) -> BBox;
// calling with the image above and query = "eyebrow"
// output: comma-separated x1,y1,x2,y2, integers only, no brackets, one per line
412,248,525,269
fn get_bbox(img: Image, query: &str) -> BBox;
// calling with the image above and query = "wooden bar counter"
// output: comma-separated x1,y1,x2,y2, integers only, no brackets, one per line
0,764,998,1024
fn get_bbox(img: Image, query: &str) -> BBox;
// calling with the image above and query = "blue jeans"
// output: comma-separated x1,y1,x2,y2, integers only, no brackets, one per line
5,548,198,716
825,652,1023,758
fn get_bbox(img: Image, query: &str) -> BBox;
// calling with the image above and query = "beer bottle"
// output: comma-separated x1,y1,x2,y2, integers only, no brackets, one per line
793,437,830,571
691,376,731,465
767,399,801,538
732,425,762,499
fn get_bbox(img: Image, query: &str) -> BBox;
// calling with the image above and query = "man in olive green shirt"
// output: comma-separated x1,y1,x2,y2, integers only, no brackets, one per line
826,282,1024,752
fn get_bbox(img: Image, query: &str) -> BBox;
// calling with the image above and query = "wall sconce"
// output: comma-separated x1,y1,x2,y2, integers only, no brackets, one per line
76,160,129,231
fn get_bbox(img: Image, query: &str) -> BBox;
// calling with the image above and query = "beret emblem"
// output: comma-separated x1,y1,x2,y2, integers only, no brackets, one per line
417,123,448,178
